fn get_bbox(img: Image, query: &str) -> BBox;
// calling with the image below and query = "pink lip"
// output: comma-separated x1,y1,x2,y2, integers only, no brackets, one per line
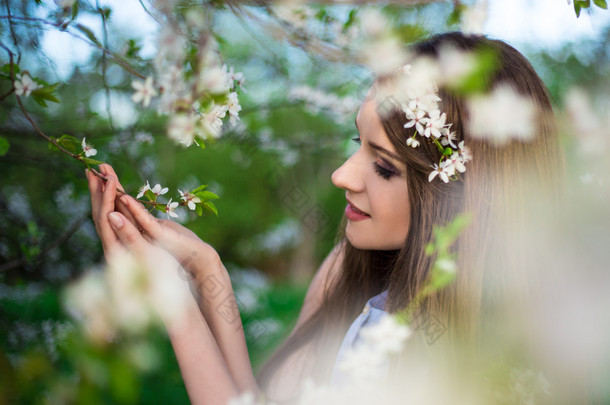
345,200,370,221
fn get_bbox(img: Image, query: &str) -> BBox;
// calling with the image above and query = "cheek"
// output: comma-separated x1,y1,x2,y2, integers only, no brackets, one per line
370,180,410,241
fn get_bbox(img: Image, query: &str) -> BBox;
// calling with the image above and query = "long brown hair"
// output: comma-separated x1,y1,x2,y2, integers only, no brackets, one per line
257,32,563,397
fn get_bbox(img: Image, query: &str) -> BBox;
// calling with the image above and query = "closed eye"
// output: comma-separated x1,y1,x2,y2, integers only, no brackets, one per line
373,162,396,180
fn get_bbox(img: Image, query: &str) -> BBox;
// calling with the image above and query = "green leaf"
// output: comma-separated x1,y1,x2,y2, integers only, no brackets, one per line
31,95,48,108
195,204,203,216
203,201,218,216
55,135,79,154
0,136,9,156
75,24,102,47
82,157,104,166
447,3,467,26
0,63,19,75
195,190,219,200
574,3,582,17
191,184,209,194
594,0,608,8
144,190,156,201
71,1,79,19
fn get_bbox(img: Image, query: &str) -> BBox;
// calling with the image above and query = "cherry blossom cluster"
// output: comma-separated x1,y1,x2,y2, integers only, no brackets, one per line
136,181,218,219
399,64,472,183
129,1,244,147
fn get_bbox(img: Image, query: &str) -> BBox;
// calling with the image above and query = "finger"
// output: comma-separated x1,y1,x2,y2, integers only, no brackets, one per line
115,196,140,229
107,211,149,254
118,194,164,240
96,177,121,253
99,164,125,194
86,169,107,237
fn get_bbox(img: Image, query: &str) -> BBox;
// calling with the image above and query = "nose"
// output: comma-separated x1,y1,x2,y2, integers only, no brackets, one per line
331,153,365,193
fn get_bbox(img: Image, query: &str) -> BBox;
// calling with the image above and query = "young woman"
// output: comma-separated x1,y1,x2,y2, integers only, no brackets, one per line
87,32,562,404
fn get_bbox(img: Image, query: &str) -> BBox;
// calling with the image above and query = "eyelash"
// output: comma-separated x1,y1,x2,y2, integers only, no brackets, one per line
372,162,396,180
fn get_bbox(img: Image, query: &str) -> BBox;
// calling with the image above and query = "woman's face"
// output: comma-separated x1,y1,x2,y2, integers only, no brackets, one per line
332,99,410,250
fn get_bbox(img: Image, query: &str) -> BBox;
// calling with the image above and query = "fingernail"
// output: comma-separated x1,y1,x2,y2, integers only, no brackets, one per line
108,212,124,229
119,195,129,205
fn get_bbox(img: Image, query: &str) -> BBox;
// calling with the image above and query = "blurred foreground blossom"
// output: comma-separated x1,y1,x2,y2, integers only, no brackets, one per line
461,0,488,34
564,87,609,157
467,84,535,145
64,250,190,342
131,76,158,108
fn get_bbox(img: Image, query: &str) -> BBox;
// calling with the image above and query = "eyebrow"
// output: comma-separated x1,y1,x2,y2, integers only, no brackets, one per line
368,141,403,163
355,117,403,163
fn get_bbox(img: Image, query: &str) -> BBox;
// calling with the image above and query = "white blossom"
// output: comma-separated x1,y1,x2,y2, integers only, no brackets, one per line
131,76,157,108
166,198,179,218
178,189,201,211
359,9,387,37
423,109,447,138
168,113,197,146
338,343,387,381
136,182,151,199
64,270,115,343
226,92,242,125
429,163,450,183
151,183,169,196
197,66,230,95
359,315,412,355
458,141,472,162
404,108,427,135
435,257,458,274
441,130,458,148
200,104,227,139
467,83,535,145
462,0,488,34
406,137,420,148
81,137,97,157
362,36,409,77
14,73,41,97
438,45,476,87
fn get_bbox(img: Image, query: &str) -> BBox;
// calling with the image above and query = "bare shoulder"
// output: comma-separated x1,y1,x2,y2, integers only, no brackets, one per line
293,241,345,330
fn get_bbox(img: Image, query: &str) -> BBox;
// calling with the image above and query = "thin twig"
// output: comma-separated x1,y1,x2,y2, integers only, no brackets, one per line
0,215,88,272
3,0,21,64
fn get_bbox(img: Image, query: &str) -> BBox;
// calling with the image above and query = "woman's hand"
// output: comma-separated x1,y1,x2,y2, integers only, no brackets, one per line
87,164,222,284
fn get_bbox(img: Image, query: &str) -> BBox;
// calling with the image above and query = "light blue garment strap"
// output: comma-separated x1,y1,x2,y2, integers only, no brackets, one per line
330,291,389,386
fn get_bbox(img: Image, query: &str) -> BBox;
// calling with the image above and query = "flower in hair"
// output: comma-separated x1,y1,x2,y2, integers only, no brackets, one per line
399,64,471,182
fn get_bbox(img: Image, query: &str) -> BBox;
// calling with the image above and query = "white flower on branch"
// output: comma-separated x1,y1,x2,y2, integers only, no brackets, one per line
14,73,41,97
136,182,151,199
81,137,97,157
178,189,201,210
151,183,169,196
131,76,157,108
467,84,535,145
200,104,227,139
166,198,179,218
227,92,242,125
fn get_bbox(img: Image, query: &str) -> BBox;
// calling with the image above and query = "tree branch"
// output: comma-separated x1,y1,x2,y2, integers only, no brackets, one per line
0,215,88,272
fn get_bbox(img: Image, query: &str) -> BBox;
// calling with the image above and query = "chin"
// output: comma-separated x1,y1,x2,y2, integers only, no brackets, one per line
345,227,403,251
